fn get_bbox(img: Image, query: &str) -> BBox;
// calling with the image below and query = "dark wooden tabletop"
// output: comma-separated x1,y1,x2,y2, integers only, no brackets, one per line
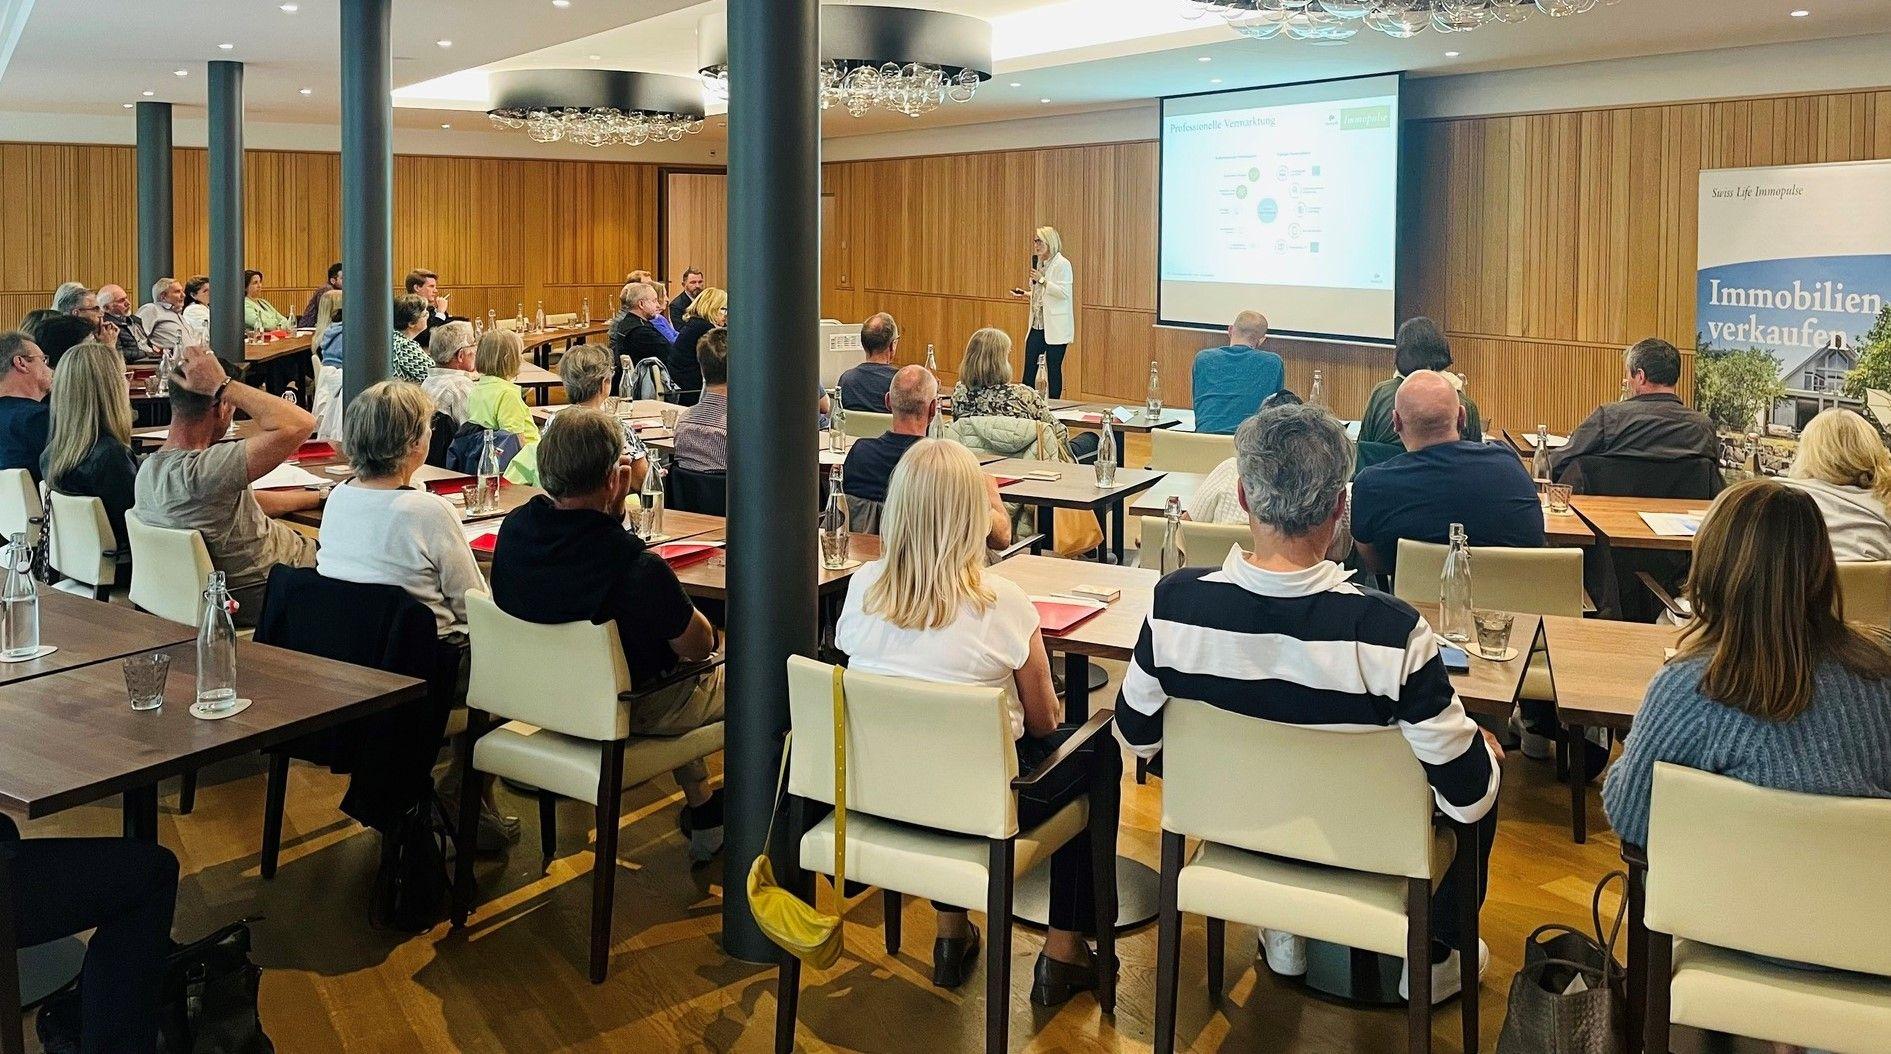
985,459,1165,511
0,638,426,820
0,589,197,687
667,525,882,601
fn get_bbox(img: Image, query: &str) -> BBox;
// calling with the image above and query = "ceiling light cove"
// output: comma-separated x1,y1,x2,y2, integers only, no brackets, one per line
487,69,705,147
1194,0,1622,42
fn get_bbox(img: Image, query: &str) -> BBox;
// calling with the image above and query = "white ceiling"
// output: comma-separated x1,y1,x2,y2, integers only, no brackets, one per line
4,0,1891,148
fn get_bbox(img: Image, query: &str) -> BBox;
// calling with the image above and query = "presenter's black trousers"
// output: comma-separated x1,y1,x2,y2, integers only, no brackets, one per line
1022,327,1068,400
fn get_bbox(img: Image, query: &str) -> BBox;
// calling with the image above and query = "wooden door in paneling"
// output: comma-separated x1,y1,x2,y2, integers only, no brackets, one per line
664,171,728,294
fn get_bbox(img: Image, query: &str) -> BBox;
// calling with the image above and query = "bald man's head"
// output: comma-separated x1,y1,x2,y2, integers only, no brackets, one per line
887,363,939,422
1230,310,1269,349
1391,369,1464,451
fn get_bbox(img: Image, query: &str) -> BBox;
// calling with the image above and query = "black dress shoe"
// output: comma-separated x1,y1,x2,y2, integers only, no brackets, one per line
932,925,981,988
1030,951,1098,1007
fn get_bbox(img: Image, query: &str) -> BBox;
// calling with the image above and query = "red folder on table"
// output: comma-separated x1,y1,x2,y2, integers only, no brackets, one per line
652,541,721,568
1032,598,1106,636
295,440,337,461
990,475,1022,488
467,532,499,555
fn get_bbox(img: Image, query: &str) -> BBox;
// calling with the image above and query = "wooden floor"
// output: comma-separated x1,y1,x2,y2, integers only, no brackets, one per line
15,657,1637,1054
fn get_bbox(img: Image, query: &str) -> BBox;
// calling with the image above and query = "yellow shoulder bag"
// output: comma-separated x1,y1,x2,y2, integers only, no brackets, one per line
747,664,847,969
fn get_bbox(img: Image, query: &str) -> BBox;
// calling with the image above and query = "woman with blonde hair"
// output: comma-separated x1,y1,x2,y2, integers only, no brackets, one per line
1784,407,1891,561
464,328,540,446
835,438,1118,1005
1603,479,1891,850
668,286,728,398
43,341,138,548
950,327,1098,459
1011,225,1075,397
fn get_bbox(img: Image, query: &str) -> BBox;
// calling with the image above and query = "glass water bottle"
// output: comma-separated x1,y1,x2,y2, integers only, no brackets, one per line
924,343,937,373
819,467,850,570
1308,369,1327,410
828,388,847,453
471,428,501,515
1532,423,1552,481
1440,523,1474,644
1145,360,1162,419
514,302,526,332
637,461,666,541
195,571,238,713
486,308,497,334
1034,350,1050,403
534,300,546,333
2,533,38,660
582,297,592,327
1095,415,1118,488
1158,496,1184,574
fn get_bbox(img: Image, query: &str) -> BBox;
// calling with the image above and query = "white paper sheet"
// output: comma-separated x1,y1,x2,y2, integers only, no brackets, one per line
249,464,328,490
1639,511,1703,537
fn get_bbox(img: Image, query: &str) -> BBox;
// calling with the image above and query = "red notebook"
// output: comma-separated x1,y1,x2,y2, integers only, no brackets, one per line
990,475,1022,488
1033,598,1106,636
652,541,722,568
467,532,499,555
1064,412,1104,425
295,440,337,461
427,476,497,497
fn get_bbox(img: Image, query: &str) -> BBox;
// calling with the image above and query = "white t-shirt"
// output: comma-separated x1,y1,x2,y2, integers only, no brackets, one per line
835,558,1041,740
316,482,484,634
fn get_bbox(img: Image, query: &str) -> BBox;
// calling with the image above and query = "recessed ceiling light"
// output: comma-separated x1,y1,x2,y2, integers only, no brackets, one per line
1008,81,1022,88
122,103,134,108
1790,8,1810,15
279,2,297,10
173,69,189,77
142,90,155,97
588,54,601,61
440,123,452,129
1210,77,1223,84
552,0,570,6
1039,97,1051,104
436,39,452,48
218,43,234,50
298,87,313,95
1197,56,1212,63
1445,50,1460,57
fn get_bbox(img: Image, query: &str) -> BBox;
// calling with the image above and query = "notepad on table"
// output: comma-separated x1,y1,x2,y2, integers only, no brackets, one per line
1030,595,1107,635
461,521,501,554
651,540,723,568
1639,511,1703,537
1055,410,1105,425
249,463,328,490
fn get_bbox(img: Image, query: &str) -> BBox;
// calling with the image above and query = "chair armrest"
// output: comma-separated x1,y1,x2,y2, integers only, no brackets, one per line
1634,572,1687,620
991,533,1044,562
1011,708,1115,789
624,655,724,701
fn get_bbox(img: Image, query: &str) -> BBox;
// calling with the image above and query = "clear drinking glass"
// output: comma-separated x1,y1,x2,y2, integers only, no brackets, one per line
123,652,172,711
1473,610,1515,660
1546,483,1573,515
661,406,681,432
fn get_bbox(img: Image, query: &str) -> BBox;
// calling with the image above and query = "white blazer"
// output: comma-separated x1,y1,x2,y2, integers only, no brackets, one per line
1032,252,1075,346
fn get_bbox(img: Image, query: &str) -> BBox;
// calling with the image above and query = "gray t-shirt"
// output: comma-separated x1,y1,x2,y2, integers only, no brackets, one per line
134,440,316,602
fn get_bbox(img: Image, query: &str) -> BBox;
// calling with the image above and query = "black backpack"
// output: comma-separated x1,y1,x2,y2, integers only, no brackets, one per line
38,921,273,1054
371,792,454,934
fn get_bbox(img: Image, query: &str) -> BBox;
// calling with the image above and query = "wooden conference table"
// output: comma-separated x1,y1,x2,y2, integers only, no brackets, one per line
1541,615,1682,843
1568,495,1707,552
985,459,1164,565
519,321,609,369
1056,405,1195,465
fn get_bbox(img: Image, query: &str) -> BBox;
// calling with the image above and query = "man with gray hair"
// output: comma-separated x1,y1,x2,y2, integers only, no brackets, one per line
422,320,479,425
837,311,901,412
1190,309,1284,435
50,282,92,315
95,283,152,362
136,277,189,355
0,331,53,479
1116,404,1501,1000
607,280,673,396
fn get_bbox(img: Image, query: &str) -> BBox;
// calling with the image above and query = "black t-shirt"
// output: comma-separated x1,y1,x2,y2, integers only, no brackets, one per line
489,495,698,686
840,430,924,504
0,397,50,482
838,361,899,413
1351,440,1545,565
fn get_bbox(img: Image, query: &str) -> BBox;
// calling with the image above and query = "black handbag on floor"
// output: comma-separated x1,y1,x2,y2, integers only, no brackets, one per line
1496,870,1627,1054
37,920,273,1054
370,793,453,933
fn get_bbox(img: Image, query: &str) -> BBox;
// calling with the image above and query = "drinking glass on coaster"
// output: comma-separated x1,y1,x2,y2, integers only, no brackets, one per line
1473,610,1516,661
1545,483,1573,515
122,652,171,711
661,406,681,432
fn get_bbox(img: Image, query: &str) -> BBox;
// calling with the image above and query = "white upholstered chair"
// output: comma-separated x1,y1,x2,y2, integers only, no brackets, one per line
1137,515,1250,572
451,591,724,984
1394,538,1583,711
1641,763,1891,1053
1152,699,1481,1054
1836,561,1891,629
1149,430,1234,475
841,409,893,440
0,469,43,550
771,655,1120,1054
125,512,216,626
46,492,123,601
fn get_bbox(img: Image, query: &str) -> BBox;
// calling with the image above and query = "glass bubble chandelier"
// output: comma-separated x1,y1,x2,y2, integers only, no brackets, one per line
698,5,993,120
485,70,705,147
1191,0,1621,43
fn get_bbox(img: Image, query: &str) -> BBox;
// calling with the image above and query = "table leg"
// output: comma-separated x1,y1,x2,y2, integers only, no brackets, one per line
1108,498,1125,565
1039,503,1057,554
1113,427,1127,468
1064,652,1090,722
1567,722,1588,844
1626,863,1647,1054
122,784,159,842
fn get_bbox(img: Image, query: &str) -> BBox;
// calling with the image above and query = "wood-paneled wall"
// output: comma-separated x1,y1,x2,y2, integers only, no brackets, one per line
0,143,662,332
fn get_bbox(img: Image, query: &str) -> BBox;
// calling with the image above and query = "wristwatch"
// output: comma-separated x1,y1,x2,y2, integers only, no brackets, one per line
211,379,231,404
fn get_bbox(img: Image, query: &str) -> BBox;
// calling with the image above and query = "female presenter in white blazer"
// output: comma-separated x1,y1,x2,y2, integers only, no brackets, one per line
1014,226,1075,398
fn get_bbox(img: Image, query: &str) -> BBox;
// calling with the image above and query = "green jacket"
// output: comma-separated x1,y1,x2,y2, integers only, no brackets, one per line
1357,373,1484,446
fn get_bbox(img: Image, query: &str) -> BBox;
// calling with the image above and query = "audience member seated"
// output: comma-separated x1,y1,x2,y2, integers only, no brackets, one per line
838,311,902,412
299,261,343,329
422,320,478,426
842,364,1011,549
1783,407,1891,562
135,277,189,355
505,344,651,489
242,269,293,332
0,330,53,480
1549,337,1721,494
674,327,731,473
314,290,345,368
1351,370,1543,575
43,341,139,549
391,294,433,385
1190,310,1283,435
669,266,705,328
464,328,541,450
1603,479,1891,851
406,269,452,332
0,814,179,1054
950,327,1099,460
668,286,728,402
607,280,675,392
132,346,320,624
836,438,1117,1003
182,275,211,345
34,313,101,371
50,281,93,317
649,281,678,343
1359,317,1483,446
17,308,59,341
1115,406,1501,1000
95,283,151,362
489,407,727,861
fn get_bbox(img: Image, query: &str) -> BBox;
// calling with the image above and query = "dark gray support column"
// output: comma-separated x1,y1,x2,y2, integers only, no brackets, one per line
721,0,820,963
135,102,173,306
340,0,393,407
207,62,244,370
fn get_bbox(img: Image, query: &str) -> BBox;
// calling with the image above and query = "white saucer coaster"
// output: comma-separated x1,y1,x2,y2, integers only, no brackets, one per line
1477,646,1520,663
822,559,863,573
323,464,353,476
0,644,57,663
190,697,253,721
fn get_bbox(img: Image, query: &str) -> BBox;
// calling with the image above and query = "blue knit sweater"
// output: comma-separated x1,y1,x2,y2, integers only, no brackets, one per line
1602,655,1891,847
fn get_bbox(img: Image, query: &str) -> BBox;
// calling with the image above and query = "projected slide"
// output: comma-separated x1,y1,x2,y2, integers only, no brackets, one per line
1159,74,1400,343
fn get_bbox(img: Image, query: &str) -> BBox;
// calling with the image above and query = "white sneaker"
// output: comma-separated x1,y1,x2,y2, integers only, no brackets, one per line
1519,727,1555,761
1399,939,1489,1005
1259,929,1307,977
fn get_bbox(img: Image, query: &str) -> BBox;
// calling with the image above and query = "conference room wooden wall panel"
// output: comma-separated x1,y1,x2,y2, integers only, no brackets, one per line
664,171,727,302
0,143,138,324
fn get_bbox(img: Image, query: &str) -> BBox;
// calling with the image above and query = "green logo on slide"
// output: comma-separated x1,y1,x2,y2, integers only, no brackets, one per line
1340,105,1391,130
